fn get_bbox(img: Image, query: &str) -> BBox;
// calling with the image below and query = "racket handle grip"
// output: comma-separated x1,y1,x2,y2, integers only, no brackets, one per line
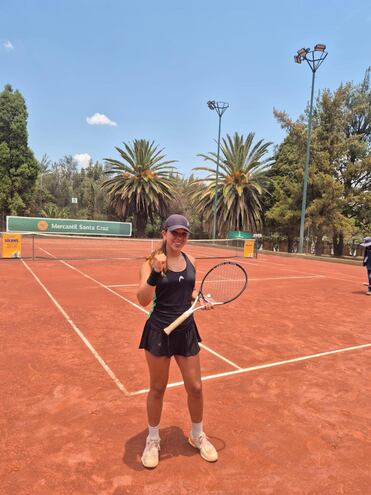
163,309,193,335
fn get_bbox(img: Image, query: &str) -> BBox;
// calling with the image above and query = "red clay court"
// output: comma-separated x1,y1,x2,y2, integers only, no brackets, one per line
1,242,370,494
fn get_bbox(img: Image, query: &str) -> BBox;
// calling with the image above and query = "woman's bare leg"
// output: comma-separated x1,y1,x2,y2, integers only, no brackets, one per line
174,353,203,422
145,351,171,426
174,353,218,462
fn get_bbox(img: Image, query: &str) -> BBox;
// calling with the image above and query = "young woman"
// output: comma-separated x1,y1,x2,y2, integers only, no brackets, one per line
137,214,218,468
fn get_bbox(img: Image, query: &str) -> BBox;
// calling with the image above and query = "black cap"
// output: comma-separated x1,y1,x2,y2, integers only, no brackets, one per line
163,214,190,232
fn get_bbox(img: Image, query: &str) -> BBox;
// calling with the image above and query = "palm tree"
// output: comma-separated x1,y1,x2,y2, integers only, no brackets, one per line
41,203,70,219
103,139,177,236
191,132,273,235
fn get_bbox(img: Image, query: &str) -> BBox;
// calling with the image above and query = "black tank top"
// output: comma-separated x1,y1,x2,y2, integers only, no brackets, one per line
148,252,196,332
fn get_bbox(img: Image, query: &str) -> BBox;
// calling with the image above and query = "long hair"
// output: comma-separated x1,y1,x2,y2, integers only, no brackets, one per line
146,237,168,274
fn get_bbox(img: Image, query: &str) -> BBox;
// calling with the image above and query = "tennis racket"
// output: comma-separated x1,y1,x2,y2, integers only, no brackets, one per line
163,261,248,335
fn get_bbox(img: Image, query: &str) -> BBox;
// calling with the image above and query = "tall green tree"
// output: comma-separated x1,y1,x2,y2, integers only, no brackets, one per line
268,106,349,255
191,132,272,236
267,70,371,255
335,68,371,250
103,139,177,236
265,122,306,251
29,154,53,216
35,156,113,220
78,162,110,220
0,84,38,228
167,173,207,237
306,86,352,254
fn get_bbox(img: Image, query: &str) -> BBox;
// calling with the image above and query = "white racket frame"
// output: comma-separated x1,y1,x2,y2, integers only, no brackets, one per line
163,261,247,335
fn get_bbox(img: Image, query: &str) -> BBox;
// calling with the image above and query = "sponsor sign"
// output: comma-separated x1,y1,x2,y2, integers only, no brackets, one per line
2,233,22,258
6,216,132,236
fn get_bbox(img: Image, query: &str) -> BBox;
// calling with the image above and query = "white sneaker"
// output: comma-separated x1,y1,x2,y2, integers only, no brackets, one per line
189,432,218,462
141,436,160,468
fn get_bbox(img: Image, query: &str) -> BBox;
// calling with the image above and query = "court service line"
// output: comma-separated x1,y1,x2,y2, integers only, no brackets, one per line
320,275,366,284
236,257,324,277
248,275,326,281
38,248,242,370
244,255,363,282
21,260,130,396
129,342,371,396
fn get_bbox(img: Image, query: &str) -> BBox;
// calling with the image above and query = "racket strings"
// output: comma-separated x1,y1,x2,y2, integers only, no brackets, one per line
201,263,247,303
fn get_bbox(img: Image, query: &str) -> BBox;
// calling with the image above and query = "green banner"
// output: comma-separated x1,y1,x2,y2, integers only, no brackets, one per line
6,216,132,236
227,230,254,240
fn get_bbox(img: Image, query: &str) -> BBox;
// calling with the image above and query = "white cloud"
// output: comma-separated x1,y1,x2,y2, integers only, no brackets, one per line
86,112,117,126
73,153,92,169
3,40,14,50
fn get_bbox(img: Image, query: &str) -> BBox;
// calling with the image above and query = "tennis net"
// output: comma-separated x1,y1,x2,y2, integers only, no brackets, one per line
0,232,245,261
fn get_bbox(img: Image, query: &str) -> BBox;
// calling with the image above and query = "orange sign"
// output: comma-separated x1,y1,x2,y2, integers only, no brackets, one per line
243,239,255,258
2,233,22,258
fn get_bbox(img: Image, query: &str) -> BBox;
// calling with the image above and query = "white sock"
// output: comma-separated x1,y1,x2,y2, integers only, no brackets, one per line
148,424,160,440
192,421,203,438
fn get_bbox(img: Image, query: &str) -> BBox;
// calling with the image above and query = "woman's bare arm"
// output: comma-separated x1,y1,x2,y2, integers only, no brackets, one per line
137,261,156,307
188,254,198,301
137,253,167,307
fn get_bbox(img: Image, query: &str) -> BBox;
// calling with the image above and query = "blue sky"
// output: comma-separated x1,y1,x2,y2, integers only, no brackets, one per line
1,0,370,176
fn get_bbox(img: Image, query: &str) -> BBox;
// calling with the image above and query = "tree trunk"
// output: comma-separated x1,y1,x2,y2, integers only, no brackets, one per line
333,232,344,257
287,236,293,253
314,237,324,256
0,209,6,231
135,214,146,238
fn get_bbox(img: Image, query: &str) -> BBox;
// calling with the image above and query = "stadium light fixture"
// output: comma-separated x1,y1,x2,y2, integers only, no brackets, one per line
297,48,309,58
207,100,216,110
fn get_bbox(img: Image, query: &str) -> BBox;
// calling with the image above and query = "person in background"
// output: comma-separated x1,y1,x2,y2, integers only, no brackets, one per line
136,214,218,468
360,236,371,295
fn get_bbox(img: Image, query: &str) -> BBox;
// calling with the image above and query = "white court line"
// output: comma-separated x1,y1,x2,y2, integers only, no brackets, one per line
106,283,138,288
321,275,366,284
248,275,326,281
21,260,130,396
39,248,242,370
129,342,371,396
246,255,363,282
236,257,323,277
198,343,242,370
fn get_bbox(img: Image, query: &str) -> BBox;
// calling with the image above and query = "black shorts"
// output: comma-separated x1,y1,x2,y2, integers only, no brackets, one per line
139,317,202,357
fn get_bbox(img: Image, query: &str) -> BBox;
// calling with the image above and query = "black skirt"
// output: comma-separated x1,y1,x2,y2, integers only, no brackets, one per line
139,316,202,357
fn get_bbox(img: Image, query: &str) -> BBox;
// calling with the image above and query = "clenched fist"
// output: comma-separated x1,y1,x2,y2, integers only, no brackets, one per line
152,253,167,273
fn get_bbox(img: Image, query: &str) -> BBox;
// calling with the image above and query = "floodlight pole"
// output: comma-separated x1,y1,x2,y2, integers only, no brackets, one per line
300,67,316,254
40,172,45,210
207,100,229,239
294,45,328,253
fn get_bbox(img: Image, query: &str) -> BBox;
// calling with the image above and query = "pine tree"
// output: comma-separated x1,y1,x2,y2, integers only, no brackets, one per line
0,84,38,228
